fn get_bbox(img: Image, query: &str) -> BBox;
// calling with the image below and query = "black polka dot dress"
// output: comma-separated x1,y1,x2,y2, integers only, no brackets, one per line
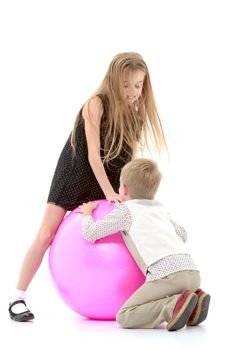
47,95,132,211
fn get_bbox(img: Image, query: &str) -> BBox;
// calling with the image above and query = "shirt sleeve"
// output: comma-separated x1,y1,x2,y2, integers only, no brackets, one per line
81,204,132,243
170,219,187,242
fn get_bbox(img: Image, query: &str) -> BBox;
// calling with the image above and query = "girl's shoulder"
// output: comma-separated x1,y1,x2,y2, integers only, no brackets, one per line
82,95,104,121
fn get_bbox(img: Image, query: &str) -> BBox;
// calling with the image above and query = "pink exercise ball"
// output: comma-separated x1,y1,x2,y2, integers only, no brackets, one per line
49,199,145,320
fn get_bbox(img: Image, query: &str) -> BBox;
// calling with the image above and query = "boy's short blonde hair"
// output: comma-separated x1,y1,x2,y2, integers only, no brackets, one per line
121,158,162,199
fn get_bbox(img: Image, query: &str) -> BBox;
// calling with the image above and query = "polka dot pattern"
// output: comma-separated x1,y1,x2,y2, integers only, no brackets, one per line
146,254,198,281
82,204,133,242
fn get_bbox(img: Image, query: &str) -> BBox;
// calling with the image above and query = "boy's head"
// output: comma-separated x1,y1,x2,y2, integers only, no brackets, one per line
119,158,162,201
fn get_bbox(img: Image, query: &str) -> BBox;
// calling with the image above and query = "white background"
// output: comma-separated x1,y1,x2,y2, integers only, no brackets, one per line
0,0,232,349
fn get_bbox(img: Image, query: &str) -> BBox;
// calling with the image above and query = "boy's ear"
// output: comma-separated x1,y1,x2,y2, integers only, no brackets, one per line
123,184,128,196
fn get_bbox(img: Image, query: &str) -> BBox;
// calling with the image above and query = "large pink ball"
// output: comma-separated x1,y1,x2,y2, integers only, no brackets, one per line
49,199,145,320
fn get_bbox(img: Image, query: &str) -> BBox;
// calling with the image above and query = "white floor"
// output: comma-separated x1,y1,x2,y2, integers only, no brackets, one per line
0,300,227,350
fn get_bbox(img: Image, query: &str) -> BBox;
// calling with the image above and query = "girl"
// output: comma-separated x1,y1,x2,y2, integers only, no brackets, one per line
8,52,167,321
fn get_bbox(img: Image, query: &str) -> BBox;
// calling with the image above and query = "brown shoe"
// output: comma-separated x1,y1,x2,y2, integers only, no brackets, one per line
187,289,210,326
167,290,198,331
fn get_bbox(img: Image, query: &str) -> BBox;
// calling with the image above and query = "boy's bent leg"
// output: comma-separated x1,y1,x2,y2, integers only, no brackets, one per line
116,270,201,329
116,291,179,328
116,279,181,329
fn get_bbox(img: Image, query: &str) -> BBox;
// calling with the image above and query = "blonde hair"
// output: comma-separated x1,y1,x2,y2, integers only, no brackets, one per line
71,52,167,162
121,158,162,199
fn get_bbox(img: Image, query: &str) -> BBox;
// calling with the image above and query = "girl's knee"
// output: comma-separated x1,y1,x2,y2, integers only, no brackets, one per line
37,226,57,248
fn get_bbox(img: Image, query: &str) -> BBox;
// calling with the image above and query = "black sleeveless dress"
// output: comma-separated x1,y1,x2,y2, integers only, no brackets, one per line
47,95,132,211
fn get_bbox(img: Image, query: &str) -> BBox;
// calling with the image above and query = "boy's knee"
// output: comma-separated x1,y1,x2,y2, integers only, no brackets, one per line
116,309,128,328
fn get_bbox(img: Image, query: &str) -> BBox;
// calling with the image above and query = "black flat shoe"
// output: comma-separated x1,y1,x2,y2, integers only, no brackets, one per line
8,300,35,322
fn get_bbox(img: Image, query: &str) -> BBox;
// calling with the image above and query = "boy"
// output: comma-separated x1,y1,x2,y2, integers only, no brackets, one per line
79,158,210,330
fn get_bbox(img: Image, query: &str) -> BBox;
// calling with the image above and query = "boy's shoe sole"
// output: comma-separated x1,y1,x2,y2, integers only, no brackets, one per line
187,292,210,326
167,293,198,331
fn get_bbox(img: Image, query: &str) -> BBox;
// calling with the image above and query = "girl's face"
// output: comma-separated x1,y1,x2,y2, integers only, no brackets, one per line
122,69,145,105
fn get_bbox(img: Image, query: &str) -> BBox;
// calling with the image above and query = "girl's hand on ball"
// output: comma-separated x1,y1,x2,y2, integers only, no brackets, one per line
105,192,121,204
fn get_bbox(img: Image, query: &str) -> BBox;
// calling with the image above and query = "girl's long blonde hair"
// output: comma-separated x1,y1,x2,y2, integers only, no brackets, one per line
71,52,167,162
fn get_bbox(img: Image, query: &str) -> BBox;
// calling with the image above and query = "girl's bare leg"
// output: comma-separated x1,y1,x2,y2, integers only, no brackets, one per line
16,203,67,291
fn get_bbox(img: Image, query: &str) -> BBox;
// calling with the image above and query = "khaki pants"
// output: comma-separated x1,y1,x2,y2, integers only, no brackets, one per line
116,270,200,329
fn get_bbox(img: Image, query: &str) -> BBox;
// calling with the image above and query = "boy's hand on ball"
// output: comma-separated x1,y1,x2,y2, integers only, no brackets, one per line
79,201,99,215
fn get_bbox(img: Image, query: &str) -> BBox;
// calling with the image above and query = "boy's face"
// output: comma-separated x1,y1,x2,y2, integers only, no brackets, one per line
119,178,129,201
